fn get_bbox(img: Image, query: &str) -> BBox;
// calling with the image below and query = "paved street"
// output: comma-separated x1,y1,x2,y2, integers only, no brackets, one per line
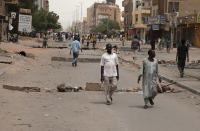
0,39,199,131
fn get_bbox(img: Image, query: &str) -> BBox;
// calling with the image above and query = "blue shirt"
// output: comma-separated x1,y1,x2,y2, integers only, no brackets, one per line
167,40,171,46
71,40,81,53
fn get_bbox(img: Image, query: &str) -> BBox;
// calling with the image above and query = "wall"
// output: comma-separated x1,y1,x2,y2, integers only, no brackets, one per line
179,0,200,17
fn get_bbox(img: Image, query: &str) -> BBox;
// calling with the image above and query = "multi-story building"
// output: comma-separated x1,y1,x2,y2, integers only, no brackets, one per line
0,0,18,41
87,1,121,29
149,0,200,47
122,0,133,38
132,0,151,40
35,0,49,12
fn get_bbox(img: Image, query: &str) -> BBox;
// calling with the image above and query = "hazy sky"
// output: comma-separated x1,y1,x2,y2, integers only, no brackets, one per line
49,0,123,30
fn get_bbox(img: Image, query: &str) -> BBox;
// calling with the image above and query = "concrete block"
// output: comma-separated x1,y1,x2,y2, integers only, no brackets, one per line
3,85,41,92
85,83,103,91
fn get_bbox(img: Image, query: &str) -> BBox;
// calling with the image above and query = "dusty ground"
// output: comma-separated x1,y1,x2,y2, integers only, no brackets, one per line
0,39,199,131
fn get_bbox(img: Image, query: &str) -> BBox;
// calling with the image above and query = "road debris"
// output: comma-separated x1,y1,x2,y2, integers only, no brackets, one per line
3,85,41,92
57,83,83,92
17,51,35,59
116,88,142,92
157,82,183,93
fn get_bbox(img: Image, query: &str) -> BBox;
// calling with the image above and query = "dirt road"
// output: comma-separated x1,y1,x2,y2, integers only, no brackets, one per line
0,40,199,131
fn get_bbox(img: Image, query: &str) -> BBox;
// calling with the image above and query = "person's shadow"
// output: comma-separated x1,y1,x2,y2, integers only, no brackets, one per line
90,101,106,105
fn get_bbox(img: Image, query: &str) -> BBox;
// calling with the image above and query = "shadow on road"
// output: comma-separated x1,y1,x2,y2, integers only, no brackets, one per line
90,101,106,105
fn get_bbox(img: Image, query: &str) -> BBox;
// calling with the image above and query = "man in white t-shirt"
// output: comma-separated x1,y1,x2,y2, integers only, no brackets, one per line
100,44,119,105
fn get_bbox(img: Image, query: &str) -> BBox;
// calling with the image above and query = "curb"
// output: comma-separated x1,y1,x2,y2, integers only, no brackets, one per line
161,76,200,96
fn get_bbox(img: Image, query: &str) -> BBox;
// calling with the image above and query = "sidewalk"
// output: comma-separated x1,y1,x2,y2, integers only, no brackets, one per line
118,45,200,95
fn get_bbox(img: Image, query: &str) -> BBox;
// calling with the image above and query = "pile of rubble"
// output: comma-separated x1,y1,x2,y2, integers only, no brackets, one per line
116,88,142,92
158,60,177,65
188,60,200,66
57,84,83,92
158,59,200,66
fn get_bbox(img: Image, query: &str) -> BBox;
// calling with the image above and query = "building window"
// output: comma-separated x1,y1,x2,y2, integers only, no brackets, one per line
135,14,138,23
168,2,179,13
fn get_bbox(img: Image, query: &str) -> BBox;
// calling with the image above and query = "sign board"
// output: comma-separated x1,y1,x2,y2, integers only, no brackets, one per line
18,14,32,33
148,15,167,25
11,12,16,19
152,25,159,31
160,15,167,24
148,16,159,25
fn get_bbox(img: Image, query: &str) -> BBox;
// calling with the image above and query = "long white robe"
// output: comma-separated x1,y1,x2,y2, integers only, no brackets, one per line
139,58,160,99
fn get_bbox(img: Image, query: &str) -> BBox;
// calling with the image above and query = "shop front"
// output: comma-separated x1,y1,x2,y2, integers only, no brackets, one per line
147,15,169,41
178,14,200,47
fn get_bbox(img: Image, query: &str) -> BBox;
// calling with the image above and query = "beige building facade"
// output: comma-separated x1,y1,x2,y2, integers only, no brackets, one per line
122,0,133,37
87,2,121,29
132,0,151,40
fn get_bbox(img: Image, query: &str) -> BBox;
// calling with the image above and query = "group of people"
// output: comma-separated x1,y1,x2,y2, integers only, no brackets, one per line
70,36,162,109
69,33,190,108
84,34,97,49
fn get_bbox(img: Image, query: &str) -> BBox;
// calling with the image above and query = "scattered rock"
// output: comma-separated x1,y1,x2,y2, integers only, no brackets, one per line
57,83,66,92
3,85,41,92
17,51,35,59
117,88,142,92
18,51,26,56
57,84,83,92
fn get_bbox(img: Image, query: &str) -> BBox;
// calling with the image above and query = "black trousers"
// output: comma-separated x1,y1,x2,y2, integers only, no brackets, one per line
178,59,186,73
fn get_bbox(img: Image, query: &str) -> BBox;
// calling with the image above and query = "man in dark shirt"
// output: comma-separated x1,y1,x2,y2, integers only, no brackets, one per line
176,39,189,77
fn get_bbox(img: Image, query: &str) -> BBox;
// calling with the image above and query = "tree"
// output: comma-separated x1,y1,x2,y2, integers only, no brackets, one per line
90,19,120,36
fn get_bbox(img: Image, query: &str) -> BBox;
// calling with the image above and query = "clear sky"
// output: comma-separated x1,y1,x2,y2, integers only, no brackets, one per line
49,0,123,30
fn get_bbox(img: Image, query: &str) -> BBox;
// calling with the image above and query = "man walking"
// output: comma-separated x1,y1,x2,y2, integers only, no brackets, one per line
42,33,48,48
131,36,139,53
176,40,189,77
70,35,82,67
100,44,119,105
138,50,162,109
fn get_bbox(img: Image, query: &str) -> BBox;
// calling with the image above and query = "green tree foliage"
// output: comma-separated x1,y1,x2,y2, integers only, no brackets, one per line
32,9,62,32
90,19,120,36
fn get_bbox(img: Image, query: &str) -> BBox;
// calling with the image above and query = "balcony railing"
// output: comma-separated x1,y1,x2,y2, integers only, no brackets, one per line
5,0,18,5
